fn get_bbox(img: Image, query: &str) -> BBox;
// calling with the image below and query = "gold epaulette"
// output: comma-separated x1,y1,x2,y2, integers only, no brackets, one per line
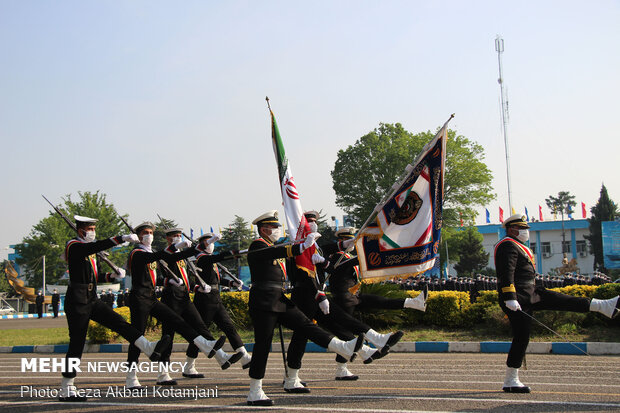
501,284,516,293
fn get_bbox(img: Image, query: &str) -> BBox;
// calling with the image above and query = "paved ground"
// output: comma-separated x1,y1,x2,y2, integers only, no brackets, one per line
0,351,618,412
0,316,67,330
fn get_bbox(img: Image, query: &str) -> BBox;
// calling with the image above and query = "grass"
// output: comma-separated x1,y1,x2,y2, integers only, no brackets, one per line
2,325,619,347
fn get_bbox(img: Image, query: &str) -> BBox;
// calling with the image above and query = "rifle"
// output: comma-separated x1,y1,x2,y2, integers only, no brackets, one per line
42,195,123,276
116,211,182,284
179,230,242,286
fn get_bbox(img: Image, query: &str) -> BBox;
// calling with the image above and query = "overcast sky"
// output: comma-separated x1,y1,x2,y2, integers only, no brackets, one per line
1,1,619,260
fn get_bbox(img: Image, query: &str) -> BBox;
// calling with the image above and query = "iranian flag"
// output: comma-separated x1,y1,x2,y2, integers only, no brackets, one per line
270,107,316,277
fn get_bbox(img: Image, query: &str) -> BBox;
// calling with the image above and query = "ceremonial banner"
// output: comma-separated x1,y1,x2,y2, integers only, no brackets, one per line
354,120,448,281
269,108,315,276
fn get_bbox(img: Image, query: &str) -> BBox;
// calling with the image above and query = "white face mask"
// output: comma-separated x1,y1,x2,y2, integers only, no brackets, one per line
141,234,154,247
172,236,182,244
308,222,318,233
516,229,530,243
205,243,214,254
266,227,281,243
83,230,96,243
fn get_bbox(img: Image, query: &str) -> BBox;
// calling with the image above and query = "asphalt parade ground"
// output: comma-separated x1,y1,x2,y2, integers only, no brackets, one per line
0,351,618,412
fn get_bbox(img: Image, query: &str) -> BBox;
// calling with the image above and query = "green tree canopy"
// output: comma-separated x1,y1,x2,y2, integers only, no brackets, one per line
584,184,618,272
219,215,255,273
451,227,490,276
331,123,495,227
15,191,130,289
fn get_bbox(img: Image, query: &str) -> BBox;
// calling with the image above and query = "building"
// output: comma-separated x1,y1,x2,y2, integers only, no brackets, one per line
475,219,593,275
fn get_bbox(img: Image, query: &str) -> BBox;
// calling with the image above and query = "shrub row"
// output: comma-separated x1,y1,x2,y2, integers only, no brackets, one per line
87,283,620,343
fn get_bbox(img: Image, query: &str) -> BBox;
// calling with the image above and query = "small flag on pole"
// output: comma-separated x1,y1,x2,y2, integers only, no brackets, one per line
499,207,504,223
525,206,529,221
485,208,490,224
511,207,515,215
539,205,544,221
582,202,587,218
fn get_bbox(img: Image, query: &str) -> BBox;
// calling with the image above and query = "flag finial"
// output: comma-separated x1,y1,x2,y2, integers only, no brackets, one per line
265,96,271,111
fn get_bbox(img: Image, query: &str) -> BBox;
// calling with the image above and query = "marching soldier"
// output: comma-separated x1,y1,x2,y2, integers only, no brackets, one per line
495,214,620,393
125,222,225,389
286,213,407,385
59,215,170,402
246,210,364,406
51,289,60,318
184,232,250,377
154,228,230,385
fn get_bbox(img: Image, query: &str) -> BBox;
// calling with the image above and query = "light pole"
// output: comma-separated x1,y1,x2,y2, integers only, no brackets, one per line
495,35,514,214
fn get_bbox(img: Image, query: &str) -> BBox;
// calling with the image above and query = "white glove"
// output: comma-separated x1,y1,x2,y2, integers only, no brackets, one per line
318,298,330,315
206,234,222,245
112,268,126,279
311,253,325,264
169,277,184,287
122,234,140,243
303,232,321,250
174,240,192,249
198,283,211,293
342,238,355,250
505,299,521,312
232,280,244,290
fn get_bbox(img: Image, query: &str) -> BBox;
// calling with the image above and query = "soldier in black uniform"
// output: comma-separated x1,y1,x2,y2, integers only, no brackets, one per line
184,232,249,378
495,214,620,393
59,215,171,402
287,215,407,385
153,228,229,385
51,289,60,317
125,222,225,389
246,211,364,406
35,290,44,318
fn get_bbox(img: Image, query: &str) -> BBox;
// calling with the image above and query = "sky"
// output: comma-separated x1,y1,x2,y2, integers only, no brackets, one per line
1,0,619,261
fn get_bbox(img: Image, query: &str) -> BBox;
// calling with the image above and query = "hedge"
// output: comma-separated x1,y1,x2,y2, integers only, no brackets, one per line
87,283,620,343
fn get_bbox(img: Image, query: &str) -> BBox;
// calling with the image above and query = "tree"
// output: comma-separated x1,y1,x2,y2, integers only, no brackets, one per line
331,123,495,227
219,216,255,274
584,184,618,272
15,191,130,289
151,216,178,252
452,227,490,276
545,191,577,252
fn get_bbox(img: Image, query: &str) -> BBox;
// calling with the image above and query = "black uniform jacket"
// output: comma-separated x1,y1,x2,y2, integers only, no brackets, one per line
128,244,185,299
159,246,199,301
192,251,233,304
64,236,124,304
494,236,537,305
325,251,360,308
247,237,303,312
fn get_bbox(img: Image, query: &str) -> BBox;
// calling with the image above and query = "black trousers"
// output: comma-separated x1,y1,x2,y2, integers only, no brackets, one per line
186,293,244,358
248,303,333,380
288,287,369,368
37,305,43,318
159,292,215,363
126,292,201,365
63,293,140,378
53,304,59,318
501,287,590,368
337,293,405,315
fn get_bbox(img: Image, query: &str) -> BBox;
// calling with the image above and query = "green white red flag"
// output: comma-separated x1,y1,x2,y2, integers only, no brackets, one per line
270,108,316,277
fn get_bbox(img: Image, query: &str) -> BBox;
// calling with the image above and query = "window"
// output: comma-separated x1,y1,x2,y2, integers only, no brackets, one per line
530,242,537,253
541,242,551,257
576,240,587,256
562,241,571,254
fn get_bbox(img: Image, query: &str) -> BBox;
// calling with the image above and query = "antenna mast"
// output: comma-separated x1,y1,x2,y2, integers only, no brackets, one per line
495,35,513,214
